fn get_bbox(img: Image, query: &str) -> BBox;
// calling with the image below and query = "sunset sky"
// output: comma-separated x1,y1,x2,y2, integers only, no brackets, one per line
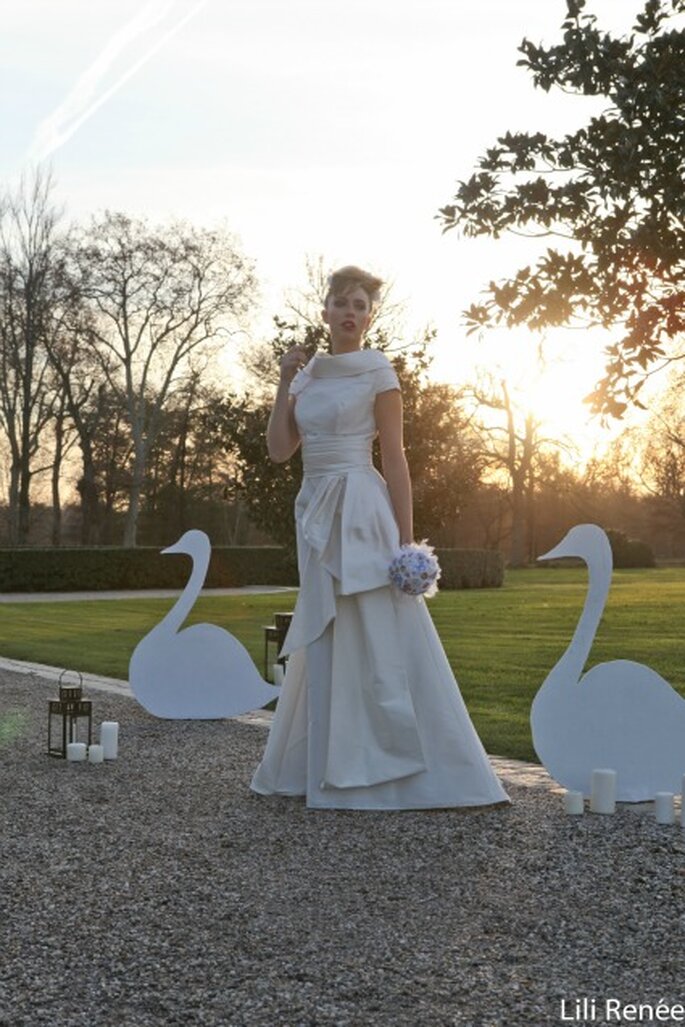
1,0,646,453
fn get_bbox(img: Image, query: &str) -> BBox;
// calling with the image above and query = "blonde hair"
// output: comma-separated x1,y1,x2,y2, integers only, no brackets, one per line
324,265,384,310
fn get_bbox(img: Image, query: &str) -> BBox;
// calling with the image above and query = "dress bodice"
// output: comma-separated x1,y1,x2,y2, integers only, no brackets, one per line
290,349,399,475
282,349,402,657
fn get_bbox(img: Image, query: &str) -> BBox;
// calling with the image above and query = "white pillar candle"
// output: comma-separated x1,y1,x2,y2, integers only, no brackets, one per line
654,792,675,825
590,768,616,814
563,790,584,815
272,663,285,687
66,742,87,762
88,744,104,765
100,721,119,760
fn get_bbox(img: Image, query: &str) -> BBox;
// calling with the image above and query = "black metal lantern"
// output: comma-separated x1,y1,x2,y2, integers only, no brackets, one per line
262,611,293,681
47,671,93,758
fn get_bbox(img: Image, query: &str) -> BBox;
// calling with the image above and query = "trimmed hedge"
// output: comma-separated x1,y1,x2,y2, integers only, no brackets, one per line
0,546,298,592
435,548,504,589
606,529,655,569
0,545,503,593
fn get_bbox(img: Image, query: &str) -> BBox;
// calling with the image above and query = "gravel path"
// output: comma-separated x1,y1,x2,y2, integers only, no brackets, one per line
2,672,684,1027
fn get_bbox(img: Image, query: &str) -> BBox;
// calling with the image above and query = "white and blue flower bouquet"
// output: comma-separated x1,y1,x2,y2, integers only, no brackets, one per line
389,541,441,598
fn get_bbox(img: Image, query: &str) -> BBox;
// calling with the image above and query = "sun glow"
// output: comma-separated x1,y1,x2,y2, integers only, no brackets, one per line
432,325,620,464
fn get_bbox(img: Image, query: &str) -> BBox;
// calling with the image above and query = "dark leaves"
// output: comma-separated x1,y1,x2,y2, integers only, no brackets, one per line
438,0,685,417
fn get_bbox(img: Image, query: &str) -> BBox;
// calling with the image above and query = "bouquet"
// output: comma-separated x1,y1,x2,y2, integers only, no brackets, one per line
389,541,441,598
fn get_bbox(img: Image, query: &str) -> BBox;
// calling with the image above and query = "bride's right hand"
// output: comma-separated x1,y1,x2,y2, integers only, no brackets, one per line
279,345,308,385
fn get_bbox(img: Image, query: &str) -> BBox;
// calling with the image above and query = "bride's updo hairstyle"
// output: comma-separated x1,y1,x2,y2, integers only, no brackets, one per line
324,265,384,312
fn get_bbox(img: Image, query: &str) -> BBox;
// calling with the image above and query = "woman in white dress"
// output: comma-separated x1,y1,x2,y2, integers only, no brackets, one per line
251,266,509,810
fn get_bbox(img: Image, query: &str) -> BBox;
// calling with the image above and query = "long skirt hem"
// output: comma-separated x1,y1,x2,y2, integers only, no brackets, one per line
250,586,510,811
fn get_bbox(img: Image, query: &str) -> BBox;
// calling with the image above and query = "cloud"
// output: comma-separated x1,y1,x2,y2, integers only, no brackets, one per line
27,0,210,163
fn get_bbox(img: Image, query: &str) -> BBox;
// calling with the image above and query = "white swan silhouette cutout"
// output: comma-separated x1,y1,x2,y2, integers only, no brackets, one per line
128,529,280,719
531,523,685,801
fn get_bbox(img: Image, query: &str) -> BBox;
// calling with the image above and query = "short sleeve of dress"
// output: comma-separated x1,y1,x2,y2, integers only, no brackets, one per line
371,360,400,396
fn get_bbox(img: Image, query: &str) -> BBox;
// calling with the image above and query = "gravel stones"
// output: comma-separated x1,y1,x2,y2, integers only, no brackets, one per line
1,672,684,1026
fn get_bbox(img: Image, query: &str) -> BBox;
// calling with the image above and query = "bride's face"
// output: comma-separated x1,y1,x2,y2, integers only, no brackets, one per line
322,286,372,347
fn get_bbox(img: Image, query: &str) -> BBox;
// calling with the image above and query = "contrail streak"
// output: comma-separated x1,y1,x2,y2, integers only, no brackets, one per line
28,0,210,163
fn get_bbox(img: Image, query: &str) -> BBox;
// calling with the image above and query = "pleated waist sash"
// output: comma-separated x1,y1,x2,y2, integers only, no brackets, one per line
301,434,373,478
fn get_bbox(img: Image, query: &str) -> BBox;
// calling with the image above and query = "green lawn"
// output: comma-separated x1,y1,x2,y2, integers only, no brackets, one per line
2,567,684,763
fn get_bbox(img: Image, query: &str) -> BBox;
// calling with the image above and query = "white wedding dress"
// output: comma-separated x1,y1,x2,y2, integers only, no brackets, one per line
250,349,509,810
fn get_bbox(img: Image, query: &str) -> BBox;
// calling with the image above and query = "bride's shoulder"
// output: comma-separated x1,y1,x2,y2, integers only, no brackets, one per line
361,348,395,372
365,350,400,394
363,347,391,362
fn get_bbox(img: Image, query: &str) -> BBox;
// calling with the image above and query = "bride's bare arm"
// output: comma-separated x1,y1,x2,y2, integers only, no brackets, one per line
266,346,306,463
375,389,413,545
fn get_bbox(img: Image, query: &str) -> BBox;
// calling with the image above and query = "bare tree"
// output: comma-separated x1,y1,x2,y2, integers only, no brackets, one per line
49,387,79,545
632,369,685,549
0,168,64,544
74,212,256,546
467,376,573,565
91,389,134,545
45,308,116,544
139,373,243,544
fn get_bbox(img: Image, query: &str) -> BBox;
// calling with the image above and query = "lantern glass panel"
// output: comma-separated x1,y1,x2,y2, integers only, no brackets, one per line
47,694,93,758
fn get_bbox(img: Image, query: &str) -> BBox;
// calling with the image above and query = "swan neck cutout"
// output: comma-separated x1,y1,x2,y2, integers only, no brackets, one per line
553,551,610,686
161,545,209,634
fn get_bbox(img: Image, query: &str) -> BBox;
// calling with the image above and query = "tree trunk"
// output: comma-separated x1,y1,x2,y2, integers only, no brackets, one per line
509,476,527,567
7,462,20,546
503,382,527,567
525,467,536,562
80,479,99,545
18,389,33,544
101,439,121,545
123,432,146,547
177,429,188,536
17,465,31,545
230,499,245,546
51,412,64,546
123,481,141,547
101,491,116,546
78,435,100,545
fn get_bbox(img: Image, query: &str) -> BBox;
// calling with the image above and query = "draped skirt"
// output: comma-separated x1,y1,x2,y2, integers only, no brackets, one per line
250,585,510,810
250,451,509,810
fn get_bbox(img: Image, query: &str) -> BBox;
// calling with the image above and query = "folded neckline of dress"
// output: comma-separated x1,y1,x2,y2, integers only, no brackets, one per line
308,349,390,378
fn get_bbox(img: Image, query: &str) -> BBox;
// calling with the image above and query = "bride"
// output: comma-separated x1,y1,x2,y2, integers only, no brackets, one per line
250,265,509,810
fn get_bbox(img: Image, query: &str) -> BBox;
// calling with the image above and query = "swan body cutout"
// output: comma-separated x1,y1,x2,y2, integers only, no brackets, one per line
531,523,685,801
128,530,280,719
